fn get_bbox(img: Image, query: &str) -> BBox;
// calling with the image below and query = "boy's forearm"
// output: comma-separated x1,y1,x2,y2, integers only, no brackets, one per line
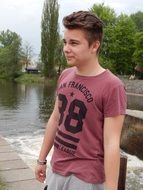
104,115,125,190
104,145,120,190
38,117,58,161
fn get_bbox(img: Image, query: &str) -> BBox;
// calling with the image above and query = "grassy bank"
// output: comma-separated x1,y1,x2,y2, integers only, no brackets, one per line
14,73,57,85
15,73,45,83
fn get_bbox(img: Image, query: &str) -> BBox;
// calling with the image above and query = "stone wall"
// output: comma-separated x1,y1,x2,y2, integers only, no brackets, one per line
119,77,143,94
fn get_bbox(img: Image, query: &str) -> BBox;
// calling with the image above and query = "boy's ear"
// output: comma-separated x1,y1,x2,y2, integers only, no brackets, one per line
91,41,100,53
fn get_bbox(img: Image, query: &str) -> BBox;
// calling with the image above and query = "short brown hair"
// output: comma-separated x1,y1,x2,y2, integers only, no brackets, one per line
63,11,104,53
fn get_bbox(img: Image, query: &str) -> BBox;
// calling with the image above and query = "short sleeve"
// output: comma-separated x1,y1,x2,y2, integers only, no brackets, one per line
103,84,127,117
56,68,73,96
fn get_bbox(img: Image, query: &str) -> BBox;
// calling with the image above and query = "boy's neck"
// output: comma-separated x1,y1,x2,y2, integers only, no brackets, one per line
75,59,105,77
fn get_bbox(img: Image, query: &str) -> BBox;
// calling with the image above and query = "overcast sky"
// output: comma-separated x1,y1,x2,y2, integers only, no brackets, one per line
0,0,143,57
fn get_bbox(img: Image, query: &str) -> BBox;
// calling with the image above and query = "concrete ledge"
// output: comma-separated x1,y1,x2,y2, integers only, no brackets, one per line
0,152,20,162
0,160,28,171
0,145,15,153
0,138,9,146
0,136,45,190
0,168,35,183
126,109,143,120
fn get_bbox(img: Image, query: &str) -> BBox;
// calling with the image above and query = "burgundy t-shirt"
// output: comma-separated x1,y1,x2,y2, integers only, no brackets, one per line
51,67,127,184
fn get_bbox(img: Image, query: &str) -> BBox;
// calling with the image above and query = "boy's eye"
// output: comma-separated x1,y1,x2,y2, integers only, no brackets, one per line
70,41,78,45
63,40,79,46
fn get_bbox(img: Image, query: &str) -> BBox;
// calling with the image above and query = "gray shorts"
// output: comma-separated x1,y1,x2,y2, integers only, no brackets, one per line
46,168,104,190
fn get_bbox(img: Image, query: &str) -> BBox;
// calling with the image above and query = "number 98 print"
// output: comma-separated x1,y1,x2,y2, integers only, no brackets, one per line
58,94,87,134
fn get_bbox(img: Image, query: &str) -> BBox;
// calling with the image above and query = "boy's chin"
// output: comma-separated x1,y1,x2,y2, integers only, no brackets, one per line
67,62,76,67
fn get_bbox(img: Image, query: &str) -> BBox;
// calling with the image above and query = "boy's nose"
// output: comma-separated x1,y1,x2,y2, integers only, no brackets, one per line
63,44,71,53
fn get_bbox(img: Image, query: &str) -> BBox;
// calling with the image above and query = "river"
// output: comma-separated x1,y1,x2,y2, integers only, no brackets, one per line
0,81,143,189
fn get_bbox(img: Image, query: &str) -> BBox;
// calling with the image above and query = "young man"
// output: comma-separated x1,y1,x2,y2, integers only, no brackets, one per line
35,11,127,190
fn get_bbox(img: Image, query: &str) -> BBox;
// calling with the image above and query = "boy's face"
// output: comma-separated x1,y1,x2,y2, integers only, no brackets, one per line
63,29,98,67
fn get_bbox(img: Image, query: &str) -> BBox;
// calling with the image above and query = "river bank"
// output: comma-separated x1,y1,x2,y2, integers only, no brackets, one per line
15,73,57,85
1,73,143,94
14,76,143,97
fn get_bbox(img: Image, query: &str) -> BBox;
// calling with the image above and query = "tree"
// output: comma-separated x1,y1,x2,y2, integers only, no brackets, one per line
113,14,136,74
36,54,44,73
90,3,117,72
130,11,143,32
90,4,140,75
0,30,22,79
133,32,143,78
41,0,59,78
90,3,116,25
21,42,33,70
55,37,67,75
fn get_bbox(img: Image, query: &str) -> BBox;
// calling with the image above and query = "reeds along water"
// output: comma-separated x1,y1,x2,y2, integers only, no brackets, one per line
121,115,143,160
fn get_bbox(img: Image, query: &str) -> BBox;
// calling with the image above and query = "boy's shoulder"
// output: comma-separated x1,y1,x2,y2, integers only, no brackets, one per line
59,67,75,81
61,67,74,75
104,70,124,87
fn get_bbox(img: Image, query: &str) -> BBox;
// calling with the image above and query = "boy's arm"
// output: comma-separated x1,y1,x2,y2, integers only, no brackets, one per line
35,97,59,183
104,115,125,190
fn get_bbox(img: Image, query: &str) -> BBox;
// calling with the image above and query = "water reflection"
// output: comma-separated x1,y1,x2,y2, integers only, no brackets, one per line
39,83,56,123
0,81,20,109
0,81,56,136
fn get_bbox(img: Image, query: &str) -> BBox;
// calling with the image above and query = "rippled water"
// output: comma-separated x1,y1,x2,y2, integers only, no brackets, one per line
0,81,143,189
0,81,55,135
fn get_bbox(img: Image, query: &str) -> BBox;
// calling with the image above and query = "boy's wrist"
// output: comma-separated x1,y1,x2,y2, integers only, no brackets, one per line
37,159,47,165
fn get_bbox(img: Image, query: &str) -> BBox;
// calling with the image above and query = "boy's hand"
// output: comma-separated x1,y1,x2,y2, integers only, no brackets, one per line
35,164,47,183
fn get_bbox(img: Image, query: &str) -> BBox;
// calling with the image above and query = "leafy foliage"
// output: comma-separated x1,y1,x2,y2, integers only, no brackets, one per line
55,37,67,75
0,30,22,79
90,3,116,25
90,4,138,75
131,11,143,32
112,14,136,74
21,42,33,69
41,0,59,78
90,3,117,72
133,32,143,67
